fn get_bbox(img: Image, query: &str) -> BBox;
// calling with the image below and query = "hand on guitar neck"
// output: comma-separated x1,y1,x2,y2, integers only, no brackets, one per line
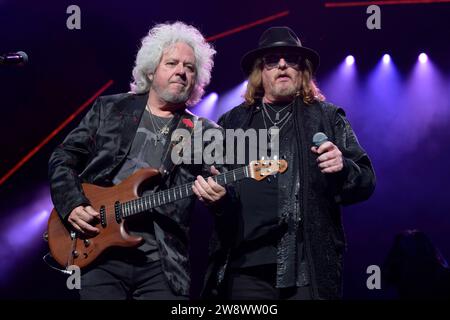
192,165,227,205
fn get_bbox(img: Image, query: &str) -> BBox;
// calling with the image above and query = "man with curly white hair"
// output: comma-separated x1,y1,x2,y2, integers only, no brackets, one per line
48,21,226,299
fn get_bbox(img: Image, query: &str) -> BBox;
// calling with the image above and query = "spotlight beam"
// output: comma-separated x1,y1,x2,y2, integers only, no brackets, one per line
0,80,114,187
206,10,290,42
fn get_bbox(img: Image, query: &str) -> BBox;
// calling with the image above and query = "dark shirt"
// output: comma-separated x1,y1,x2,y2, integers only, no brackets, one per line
231,103,295,268
112,110,174,262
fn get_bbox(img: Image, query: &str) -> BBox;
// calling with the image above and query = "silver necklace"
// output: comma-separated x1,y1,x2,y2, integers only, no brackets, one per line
261,102,293,131
146,104,174,144
261,104,292,141
264,101,294,122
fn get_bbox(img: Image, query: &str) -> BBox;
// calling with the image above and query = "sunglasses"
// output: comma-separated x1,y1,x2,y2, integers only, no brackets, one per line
262,53,302,70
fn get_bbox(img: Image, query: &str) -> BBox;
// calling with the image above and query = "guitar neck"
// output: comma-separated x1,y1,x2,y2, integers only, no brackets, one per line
120,165,251,218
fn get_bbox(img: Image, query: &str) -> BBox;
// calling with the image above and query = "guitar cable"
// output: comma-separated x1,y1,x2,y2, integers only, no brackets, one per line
42,253,74,275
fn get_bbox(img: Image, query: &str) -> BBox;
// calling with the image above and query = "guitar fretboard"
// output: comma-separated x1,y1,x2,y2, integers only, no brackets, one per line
120,165,250,218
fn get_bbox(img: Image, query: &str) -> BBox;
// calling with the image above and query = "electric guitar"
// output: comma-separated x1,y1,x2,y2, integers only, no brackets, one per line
46,159,288,269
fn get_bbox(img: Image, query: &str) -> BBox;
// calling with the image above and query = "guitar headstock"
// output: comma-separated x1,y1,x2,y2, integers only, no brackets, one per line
248,159,288,181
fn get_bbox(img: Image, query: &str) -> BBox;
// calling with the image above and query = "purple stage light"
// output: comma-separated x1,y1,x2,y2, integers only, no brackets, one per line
5,193,52,248
190,81,247,122
190,92,219,119
209,92,219,103
6,209,50,247
346,55,355,66
212,81,248,120
362,51,403,156
1,187,53,280
320,56,359,113
419,53,428,64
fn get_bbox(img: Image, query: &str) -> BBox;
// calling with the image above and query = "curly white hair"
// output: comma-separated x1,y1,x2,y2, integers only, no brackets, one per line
130,21,216,106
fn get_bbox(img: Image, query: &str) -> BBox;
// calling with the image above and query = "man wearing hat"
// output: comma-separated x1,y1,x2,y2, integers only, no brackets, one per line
203,27,376,299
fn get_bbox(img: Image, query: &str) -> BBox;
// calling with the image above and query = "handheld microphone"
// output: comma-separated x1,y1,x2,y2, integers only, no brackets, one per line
312,132,328,148
0,51,28,66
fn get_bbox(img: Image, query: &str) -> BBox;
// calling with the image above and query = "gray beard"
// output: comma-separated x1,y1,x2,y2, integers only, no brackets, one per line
271,85,297,100
152,82,191,104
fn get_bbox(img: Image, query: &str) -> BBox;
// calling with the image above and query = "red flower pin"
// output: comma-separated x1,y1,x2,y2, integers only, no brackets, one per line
182,118,194,128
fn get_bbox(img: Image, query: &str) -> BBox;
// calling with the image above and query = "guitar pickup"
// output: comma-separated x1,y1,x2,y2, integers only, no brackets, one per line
114,201,122,223
100,205,107,228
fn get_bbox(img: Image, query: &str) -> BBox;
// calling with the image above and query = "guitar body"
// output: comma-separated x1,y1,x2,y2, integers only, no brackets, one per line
47,167,160,269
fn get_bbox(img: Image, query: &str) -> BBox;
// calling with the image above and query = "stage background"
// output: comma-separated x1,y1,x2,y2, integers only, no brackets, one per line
1,0,449,299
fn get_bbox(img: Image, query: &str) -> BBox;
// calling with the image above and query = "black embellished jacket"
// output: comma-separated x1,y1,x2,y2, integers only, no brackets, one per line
204,97,376,299
48,92,219,296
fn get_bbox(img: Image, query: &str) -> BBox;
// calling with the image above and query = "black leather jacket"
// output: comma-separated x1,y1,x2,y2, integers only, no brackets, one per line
48,92,219,296
203,97,376,299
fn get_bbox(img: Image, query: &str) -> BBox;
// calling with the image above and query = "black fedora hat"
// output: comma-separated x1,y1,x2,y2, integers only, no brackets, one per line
241,26,320,76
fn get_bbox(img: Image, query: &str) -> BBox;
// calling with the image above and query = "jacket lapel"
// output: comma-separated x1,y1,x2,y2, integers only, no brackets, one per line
108,93,148,174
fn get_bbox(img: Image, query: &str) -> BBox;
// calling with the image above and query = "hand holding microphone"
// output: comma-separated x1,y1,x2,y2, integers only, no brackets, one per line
311,132,344,173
